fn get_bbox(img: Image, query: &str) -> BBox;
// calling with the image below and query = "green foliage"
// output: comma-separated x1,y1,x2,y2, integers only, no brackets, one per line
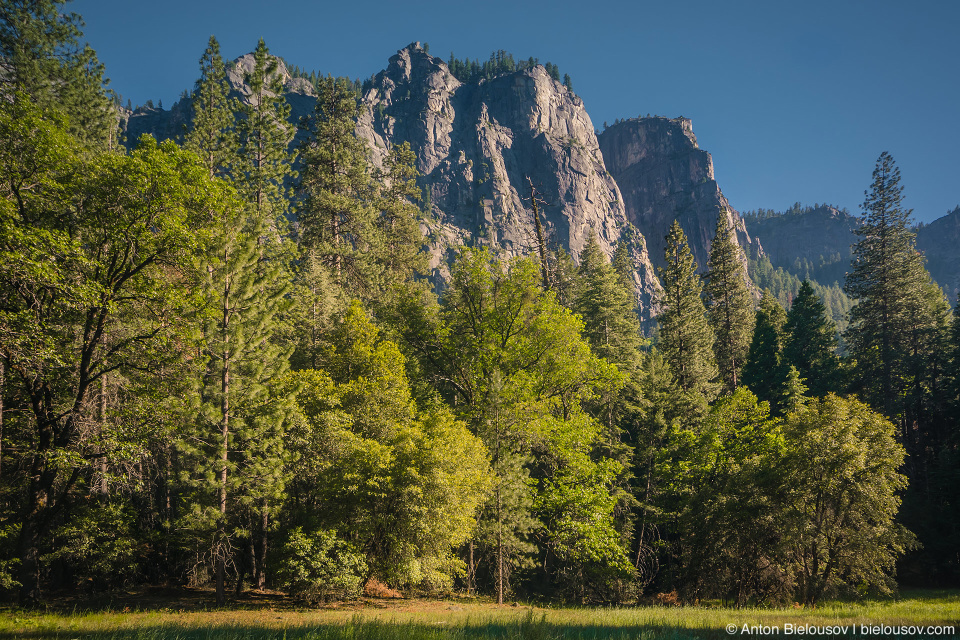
781,395,914,604
0,92,230,601
678,389,786,605
43,501,141,589
746,246,851,335
396,249,630,601
297,78,426,300
184,36,236,179
705,212,755,392
281,302,491,591
656,221,718,397
0,0,116,147
278,527,367,602
233,38,296,223
742,291,791,414
783,280,842,397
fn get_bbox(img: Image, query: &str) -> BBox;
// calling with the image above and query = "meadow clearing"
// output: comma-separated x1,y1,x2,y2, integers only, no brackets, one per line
0,589,957,639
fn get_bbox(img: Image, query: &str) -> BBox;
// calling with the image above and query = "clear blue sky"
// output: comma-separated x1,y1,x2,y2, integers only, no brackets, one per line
74,0,959,223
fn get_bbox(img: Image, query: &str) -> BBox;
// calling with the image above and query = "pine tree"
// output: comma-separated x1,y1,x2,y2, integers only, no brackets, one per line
296,75,374,288
742,290,790,413
185,36,236,179
575,230,642,369
234,38,296,226
656,220,718,397
373,141,429,292
182,191,295,604
705,211,754,392
783,280,841,398
573,231,643,553
0,0,115,148
843,152,942,446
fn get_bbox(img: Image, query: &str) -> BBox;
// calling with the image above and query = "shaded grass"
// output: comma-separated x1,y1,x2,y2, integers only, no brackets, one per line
0,590,957,639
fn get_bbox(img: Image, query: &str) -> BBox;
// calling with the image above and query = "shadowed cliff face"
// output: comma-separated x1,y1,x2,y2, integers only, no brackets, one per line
356,43,660,318
918,206,960,303
597,117,756,275
744,205,860,286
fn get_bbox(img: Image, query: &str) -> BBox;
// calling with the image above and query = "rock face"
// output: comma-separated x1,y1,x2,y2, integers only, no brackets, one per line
598,117,756,275
356,43,660,316
121,53,317,148
743,205,861,285
918,206,960,303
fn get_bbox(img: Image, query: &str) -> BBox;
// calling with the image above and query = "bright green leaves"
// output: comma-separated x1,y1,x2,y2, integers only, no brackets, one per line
402,248,630,601
781,395,913,605
281,302,490,591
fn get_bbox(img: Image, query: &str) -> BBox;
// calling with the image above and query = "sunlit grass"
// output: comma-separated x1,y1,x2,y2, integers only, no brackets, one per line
0,590,957,639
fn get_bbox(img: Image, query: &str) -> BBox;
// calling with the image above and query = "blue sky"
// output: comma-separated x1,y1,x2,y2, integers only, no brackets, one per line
74,0,959,223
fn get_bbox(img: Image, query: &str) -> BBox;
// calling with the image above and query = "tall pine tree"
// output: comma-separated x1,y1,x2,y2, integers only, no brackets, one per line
742,290,790,413
184,36,236,179
784,280,841,398
705,211,754,392
843,152,944,456
0,0,115,148
181,188,295,604
656,220,718,397
234,38,296,227
296,76,375,289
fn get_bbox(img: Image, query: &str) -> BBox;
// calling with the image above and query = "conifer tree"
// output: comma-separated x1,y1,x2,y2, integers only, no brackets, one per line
656,221,718,397
185,36,236,179
844,152,944,450
573,231,643,552
784,280,841,398
742,290,790,413
0,0,115,147
373,141,429,292
705,211,754,392
296,75,374,288
575,231,642,369
181,189,295,604
234,38,296,226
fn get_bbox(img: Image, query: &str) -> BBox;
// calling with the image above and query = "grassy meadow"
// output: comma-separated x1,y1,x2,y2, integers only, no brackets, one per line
0,590,957,639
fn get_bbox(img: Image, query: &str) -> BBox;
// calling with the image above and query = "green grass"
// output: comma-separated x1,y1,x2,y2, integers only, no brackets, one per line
0,590,957,639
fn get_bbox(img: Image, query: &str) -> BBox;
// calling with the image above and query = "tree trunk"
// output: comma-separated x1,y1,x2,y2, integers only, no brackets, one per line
216,274,231,607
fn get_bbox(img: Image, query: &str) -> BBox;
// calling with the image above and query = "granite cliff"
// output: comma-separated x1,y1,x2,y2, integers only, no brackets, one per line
743,205,860,286
354,44,659,316
598,117,757,275
917,206,960,302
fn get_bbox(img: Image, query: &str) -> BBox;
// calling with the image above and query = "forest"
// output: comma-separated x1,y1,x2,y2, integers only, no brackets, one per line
1,1,959,611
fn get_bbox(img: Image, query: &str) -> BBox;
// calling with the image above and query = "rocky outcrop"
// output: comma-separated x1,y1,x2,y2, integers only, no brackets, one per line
356,43,660,317
597,117,756,276
121,53,317,148
743,205,860,285
917,206,960,302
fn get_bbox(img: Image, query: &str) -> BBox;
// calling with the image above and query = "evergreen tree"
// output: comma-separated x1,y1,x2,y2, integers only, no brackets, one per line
783,280,841,398
575,231,642,369
656,221,718,397
0,0,115,147
373,141,429,292
184,36,236,179
572,231,643,560
181,183,295,604
843,152,944,454
705,211,755,392
742,290,790,413
296,75,374,288
234,38,296,226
